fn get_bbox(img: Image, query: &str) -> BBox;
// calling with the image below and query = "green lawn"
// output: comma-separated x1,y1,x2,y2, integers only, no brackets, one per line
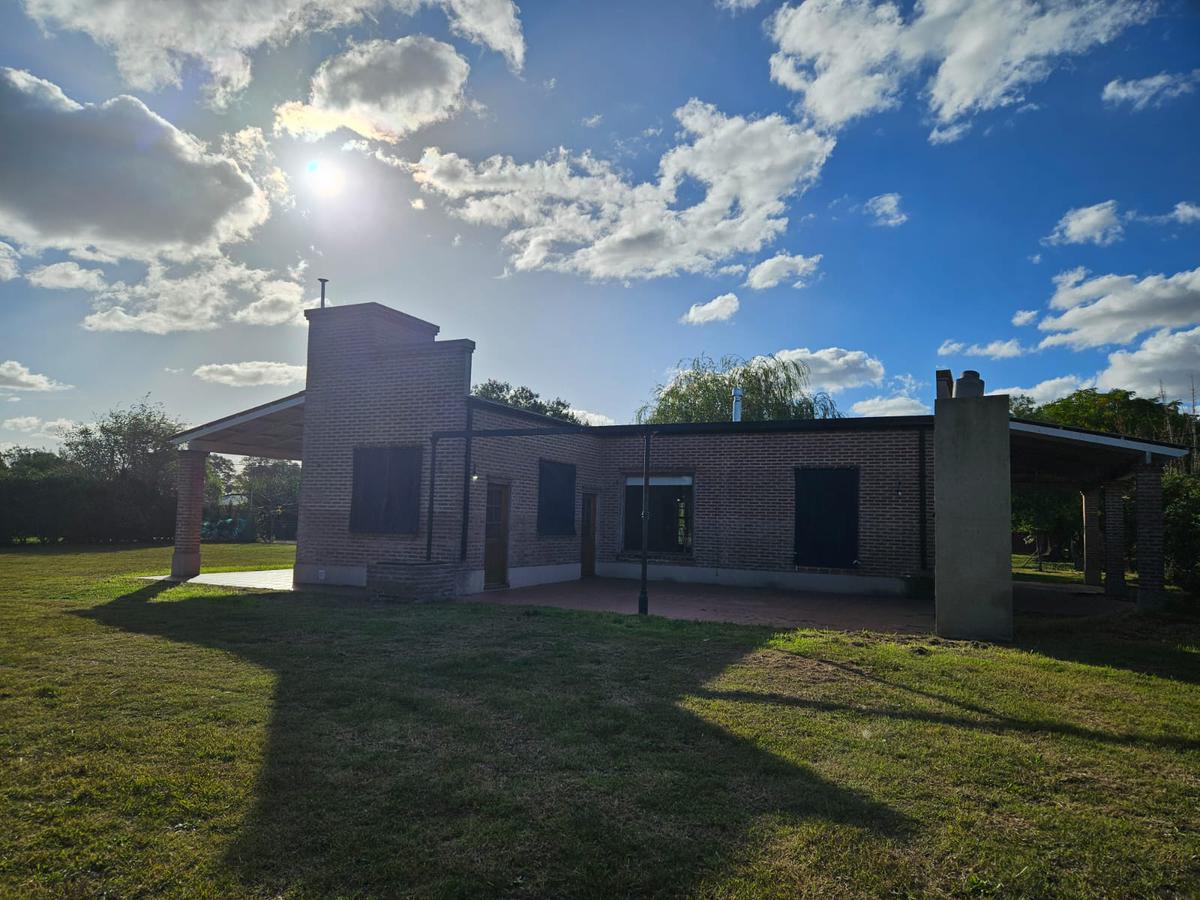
1,545,1198,898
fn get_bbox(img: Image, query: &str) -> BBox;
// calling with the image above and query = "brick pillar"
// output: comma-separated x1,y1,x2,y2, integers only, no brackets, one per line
1135,463,1166,609
1081,488,1103,587
171,449,209,579
1103,483,1126,598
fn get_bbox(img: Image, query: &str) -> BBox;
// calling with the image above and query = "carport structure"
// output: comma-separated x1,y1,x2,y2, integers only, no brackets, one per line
1009,417,1187,601
168,392,303,579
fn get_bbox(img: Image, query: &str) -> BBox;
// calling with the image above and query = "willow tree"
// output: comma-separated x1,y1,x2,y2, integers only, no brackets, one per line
637,354,838,424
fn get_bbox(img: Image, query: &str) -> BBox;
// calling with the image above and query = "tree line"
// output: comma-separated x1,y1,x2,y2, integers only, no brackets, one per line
0,400,299,545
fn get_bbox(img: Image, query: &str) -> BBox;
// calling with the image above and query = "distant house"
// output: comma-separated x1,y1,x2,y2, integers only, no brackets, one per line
169,301,1186,640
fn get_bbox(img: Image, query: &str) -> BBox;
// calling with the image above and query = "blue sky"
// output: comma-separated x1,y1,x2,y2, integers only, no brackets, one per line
1,0,1198,446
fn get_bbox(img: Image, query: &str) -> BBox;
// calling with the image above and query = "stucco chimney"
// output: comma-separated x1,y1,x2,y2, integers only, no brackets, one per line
954,370,985,399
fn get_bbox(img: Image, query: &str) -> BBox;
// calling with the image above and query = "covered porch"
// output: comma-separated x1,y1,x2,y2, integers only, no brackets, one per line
167,392,304,579
1009,418,1188,608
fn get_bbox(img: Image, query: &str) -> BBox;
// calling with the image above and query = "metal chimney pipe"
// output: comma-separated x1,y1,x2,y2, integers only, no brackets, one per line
732,386,743,422
318,277,329,308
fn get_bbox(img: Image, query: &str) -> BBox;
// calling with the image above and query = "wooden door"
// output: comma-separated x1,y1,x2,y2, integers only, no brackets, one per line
581,493,597,577
484,482,510,588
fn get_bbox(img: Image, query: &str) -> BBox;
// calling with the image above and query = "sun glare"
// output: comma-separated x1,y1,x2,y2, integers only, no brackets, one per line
306,159,344,197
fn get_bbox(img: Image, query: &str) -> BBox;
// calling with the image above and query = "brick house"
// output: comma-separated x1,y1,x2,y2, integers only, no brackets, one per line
169,301,1187,640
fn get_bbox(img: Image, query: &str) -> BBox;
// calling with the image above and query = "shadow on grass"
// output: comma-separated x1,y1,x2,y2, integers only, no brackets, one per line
79,584,912,896
1015,610,1200,686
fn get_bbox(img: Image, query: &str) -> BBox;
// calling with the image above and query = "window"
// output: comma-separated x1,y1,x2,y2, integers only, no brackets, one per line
624,475,693,554
537,460,576,535
794,467,858,567
349,446,422,534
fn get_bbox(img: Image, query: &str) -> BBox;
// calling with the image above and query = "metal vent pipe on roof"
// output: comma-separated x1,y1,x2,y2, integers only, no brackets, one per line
732,386,743,422
318,277,328,308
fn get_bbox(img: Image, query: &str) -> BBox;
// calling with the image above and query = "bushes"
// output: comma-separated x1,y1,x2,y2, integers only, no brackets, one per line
1164,473,1200,594
0,472,174,545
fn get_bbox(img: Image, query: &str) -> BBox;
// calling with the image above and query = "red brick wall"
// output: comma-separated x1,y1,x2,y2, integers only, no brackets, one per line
595,428,933,578
296,304,473,573
295,304,935,586
463,403,604,572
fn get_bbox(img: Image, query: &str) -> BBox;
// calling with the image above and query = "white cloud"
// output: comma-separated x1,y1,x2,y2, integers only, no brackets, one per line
745,251,822,289
401,98,835,279
26,261,106,291
773,346,884,392
1,415,75,440
581,113,604,128
275,37,470,143
1043,199,1123,246
851,394,930,416
0,69,269,262
570,408,616,426
1169,201,1200,224
1039,265,1200,349
863,192,907,226
1133,200,1200,226
83,258,308,334
22,0,523,107
231,279,309,327
990,374,1092,404
0,360,72,392
0,242,19,281
680,292,739,324
193,361,307,387
938,338,1024,359
928,122,971,144
768,0,1149,137
1096,326,1200,400
716,0,763,9
1011,309,1037,326
220,127,292,208
410,197,426,210
1102,70,1199,110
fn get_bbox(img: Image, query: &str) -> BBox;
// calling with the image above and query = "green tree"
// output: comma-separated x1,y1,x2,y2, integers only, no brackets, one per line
637,354,839,424
472,379,581,424
60,398,184,492
1014,388,1193,449
237,458,302,542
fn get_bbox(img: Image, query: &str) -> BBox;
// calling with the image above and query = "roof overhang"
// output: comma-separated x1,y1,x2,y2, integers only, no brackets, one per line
170,392,305,460
1009,418,1187,487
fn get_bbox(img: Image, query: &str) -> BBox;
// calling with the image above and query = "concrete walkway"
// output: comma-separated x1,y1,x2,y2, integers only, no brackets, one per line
145,568,295,591
468,577,936,632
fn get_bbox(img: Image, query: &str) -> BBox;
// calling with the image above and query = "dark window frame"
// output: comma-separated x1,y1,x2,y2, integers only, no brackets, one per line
537,458,577,536
348,445,423,535
622,473,695,556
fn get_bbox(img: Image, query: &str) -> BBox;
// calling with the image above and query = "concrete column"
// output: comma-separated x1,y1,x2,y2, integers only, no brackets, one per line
1081,488,1103,587
171,448,209,579
1134,463,1166,609
1103,483,1126,598
934,394,1013,641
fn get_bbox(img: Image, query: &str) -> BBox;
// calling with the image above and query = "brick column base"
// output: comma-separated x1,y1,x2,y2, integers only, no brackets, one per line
1081,488,1103,587
171,449,209,579
1135,464,1166,610
1103,483,1126,598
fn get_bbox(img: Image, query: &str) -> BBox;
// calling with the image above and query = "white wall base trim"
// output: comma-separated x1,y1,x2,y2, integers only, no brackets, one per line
294,562,367,588
594,562,906,596
460,562,582,594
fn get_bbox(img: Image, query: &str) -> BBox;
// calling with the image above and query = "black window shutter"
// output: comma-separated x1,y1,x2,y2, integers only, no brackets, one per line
350,446,422,534
794,467,859,567
537,460,576,535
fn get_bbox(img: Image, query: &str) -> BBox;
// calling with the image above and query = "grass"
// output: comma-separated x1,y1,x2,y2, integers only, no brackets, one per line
1,545,1198,898
1011,554,1087,585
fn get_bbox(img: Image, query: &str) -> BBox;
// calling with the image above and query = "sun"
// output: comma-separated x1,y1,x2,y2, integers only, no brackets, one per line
306,159,344,198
